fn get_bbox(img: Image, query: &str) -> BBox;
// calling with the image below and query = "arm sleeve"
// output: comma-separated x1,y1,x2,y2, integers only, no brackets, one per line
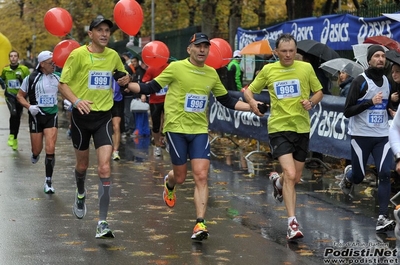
138,80,163,94
343,76,374,118
216,93,239,110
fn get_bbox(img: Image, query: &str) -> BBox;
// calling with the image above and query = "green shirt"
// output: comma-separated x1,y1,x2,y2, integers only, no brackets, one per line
227,59,242,90
249,60,322,134
60,45,127,112
1,64,30,95
155,59,228,134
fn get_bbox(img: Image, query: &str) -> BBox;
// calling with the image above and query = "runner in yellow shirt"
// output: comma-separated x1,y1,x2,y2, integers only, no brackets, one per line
244,33,323,240
58,16,130,239
127,33,253,241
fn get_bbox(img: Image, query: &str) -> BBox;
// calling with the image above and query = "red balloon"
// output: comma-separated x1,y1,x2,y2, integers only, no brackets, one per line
53,40,80,68
114,0,144,36
205,43,223,69
142,41,170,68
44,8,73,37
211,38,232,67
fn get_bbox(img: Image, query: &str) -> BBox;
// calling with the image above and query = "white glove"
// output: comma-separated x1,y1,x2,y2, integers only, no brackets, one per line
63,99,72,111
29,105,44,116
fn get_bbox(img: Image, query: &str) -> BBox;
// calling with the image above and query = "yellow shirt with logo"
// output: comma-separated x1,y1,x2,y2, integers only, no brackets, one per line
249,60,322,133
155,59,228,134
60,45,127,111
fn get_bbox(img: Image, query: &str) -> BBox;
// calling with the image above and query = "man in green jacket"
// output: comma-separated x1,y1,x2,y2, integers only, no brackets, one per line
226,50,243,91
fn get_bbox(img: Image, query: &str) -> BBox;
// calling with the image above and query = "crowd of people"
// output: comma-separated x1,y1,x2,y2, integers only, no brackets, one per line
2,16,400,242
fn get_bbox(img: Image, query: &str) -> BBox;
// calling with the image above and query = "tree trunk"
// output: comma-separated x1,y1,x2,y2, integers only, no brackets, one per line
286,0,295,20
200,0,218,37
229,0,242,49
287,0,314,20
184,0,201,27
18,0,25,18
352,0,360,9
253,0,266,26
323,0,333,15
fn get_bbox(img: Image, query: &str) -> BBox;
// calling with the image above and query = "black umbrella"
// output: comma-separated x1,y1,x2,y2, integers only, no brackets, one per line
386,49,400,66
297,39,340,62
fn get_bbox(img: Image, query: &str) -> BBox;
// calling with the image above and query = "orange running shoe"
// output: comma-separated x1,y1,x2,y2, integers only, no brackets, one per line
191,221,209,241
163,175,176,208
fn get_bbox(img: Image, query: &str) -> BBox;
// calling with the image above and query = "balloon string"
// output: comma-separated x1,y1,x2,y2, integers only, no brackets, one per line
65,33,78,42
142,55,179,62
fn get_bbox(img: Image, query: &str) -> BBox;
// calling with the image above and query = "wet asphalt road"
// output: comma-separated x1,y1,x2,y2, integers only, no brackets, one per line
0,97,399,265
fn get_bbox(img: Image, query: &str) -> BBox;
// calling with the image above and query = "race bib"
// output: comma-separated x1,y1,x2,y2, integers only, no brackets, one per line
367,110,385,127
8,79,20,88
38,94,56,107
184,93,207,112
156,85,168,96
88,71,112,90
274,79,301,99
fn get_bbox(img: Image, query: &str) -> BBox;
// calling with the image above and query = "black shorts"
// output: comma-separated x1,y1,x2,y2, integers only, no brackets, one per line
269,131,309,162
111,100,124,118
71,109,113,150
29,113,58,133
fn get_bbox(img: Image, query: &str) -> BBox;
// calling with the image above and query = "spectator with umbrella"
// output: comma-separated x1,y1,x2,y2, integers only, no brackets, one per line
319,58,364,97
338,65,355,98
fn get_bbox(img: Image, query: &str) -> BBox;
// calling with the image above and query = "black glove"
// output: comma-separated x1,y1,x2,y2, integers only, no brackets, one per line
257,103,269,114
113,70,128,91
113,70,126,81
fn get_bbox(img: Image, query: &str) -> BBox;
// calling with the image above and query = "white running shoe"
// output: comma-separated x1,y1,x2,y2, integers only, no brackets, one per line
269,172,283,202
287,220,304,240
72,189,87,219
112,151,120,161
96,220,115,239
43,182,55,194
376,215,395,232
338,165,353,195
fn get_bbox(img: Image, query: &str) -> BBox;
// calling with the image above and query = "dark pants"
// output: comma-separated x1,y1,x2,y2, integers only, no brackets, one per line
5,91,23,138
345,136,392,216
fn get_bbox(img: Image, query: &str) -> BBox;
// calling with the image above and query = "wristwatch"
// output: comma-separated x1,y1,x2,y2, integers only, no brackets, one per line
395,153,400,163
310,101,315,108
